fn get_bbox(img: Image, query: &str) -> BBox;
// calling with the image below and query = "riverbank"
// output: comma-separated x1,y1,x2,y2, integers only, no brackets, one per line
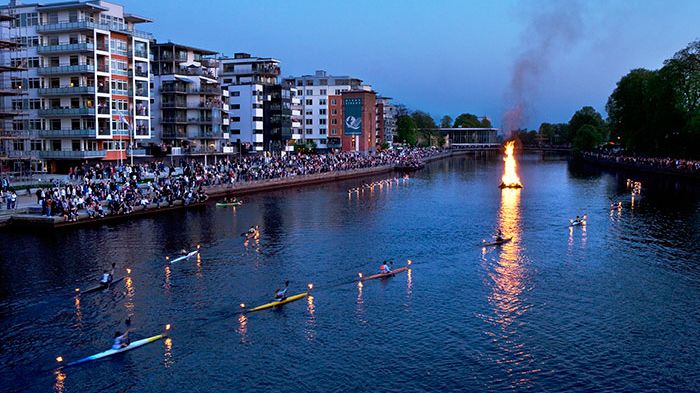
0,151,459,230
580,153,700,180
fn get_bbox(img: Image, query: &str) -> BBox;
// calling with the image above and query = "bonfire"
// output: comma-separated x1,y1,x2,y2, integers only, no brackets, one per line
499,140,523,189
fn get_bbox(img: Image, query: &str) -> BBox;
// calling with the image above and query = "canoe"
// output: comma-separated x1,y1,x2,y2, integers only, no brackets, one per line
246,292,308,313
569,220,585,227
481,237,513,247
78,276,126,295
169,250,199,264
359,266,409,282
61,332,167,368
216,201,242,207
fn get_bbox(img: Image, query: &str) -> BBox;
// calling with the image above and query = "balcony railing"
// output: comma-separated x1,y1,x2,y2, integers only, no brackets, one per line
39,150,106,159
162,102,188,109
162,131,188,139
161,117,188,123
36,20,154,40
188,117,214,124
97,64,109,73
37,42,94,54
38,86,96,96
133,50,148,59
38,108,96,117
38,64,95,75
129,69,149,78
161,85,188,93
188,87,222,95
37,129,96,137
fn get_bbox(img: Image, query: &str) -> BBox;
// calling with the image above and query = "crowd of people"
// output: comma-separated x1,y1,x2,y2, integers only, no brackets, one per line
2,147,442,221
582,151,700,174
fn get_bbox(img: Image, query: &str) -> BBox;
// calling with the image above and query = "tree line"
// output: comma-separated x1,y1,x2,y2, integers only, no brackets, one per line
395,109,493,147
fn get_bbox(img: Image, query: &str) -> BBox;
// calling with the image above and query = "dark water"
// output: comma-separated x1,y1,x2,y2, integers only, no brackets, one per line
1,155,699,392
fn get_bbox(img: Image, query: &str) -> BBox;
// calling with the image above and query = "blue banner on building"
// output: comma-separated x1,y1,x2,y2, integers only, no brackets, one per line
343,97,362,135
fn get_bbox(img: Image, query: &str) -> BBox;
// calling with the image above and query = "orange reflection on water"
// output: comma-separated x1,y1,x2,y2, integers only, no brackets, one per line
406,268,413,298
196,253,202,278
124,275,135,317
164,265,171,292
74,295,82,325
237,314,249,342
163,337,173,368
53,370,66,393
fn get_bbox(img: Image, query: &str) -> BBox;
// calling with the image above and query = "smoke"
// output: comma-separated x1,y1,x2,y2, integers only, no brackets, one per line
503,1,585,135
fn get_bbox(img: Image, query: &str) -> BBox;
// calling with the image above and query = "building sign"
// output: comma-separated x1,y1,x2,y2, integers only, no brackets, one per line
343,97,362,135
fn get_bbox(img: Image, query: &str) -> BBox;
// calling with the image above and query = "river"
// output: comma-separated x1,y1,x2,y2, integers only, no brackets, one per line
1,154,699,392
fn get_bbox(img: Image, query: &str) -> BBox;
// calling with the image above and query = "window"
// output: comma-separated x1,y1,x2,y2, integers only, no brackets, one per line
331,99,337,105
331,128,337,135
28,99,41,109
319,109,326,115
31,140,42,151
306,89,312,95
253,117,263,121
231,117,241,122
319,119,326,125
320,89,326,95
331,109,337,115
306,80,313,86
305,110,313,116
231,91,240,97
331,119,338,125
230,129,240,134
305,119,313,125
296,80,303,86
305,128,313,134
320,128,326,135
320,79,328,86
305,99,312,105
320,139,327,145
319,99,327,106
231,104,241,109
223,78,232,84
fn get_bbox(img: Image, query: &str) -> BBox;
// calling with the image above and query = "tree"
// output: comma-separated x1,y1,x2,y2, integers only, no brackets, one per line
411,111,437,146
480,117,492,128
396,115,418,145
453,113,481,128
538,122,570,145
573,124,604,152
568,106,608,151
439,115,453,128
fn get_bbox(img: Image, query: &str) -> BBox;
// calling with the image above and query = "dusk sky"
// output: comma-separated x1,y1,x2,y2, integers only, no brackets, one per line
120,0,700,130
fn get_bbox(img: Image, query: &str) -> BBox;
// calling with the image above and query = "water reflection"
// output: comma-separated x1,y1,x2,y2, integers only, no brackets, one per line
73,294,82,327
124,274,135,318
163,337,173,368
237,314,250,344
406,268,413,299
482,187,536,387
53,370,66,393
305,295,316,341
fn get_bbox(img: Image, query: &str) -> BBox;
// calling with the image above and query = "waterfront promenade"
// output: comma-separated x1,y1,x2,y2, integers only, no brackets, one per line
0,148,449,229
581,151,700,179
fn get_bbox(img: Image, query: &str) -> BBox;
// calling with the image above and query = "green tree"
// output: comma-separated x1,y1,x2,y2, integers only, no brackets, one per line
573,124,605,152
412,111,437,146
439,115,453,128
480,117,492,128
453,113,481,128
568,106,608,151
396,115,418,145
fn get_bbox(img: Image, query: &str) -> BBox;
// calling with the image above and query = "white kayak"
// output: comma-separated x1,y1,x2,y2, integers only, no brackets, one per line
168,249,199,264
59,329,169,368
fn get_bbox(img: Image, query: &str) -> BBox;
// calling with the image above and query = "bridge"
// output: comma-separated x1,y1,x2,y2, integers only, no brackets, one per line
450,143,571,153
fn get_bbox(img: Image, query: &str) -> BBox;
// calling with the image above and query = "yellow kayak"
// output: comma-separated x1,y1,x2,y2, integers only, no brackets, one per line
246,292,308,313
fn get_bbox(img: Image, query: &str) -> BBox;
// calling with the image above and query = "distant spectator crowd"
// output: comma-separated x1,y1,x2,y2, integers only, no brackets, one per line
582,151,700,173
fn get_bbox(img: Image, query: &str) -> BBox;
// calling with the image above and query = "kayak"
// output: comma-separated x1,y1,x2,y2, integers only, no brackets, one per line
246,292,308,312
359,266,409,282
78,276,126,295
216,201,242,207
569,220,585,227
481,237,513,247
60,331,168,368
168,249,199,264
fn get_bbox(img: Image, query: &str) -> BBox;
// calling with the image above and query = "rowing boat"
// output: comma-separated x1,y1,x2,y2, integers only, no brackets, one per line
168,249,199,264
569,220,585,227
359,266,409,282
246,292,308,312
78,276,126,295
481,237,513,247
59,330,169,368
216,201,242,207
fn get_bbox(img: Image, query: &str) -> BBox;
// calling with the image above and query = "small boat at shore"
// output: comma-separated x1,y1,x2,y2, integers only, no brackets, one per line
216,200,242,207
245,292,309,312
358,261,411,282
481,237,513,247
56,325,170,368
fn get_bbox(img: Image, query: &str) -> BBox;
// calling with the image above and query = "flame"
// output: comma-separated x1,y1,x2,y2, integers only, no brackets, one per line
501,141,522,188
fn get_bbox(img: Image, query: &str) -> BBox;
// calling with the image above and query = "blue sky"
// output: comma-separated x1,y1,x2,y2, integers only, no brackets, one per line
120,0,700,129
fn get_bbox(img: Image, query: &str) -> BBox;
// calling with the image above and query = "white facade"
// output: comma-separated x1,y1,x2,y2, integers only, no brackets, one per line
1,0,153,162
284,70,363,150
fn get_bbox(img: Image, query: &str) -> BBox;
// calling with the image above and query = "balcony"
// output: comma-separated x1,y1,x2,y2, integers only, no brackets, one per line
38,86,96,96
187,86,222,95
38,64,95,75
162,101,188,109
188,117,214,124
38,108,96,117
39,150,106,159
36,20,154,40
37,42,94,54
161,85,187,94
38,129,96,138
162,131,188,139
128,69,149,78
161,117,188,124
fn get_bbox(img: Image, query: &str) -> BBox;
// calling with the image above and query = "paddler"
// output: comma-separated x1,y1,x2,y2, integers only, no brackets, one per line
99,263,116,286
574,215,582,223
112,319,131,350
246,225,257,236
274,280,289,301
379,260,392,274
495,229,505,242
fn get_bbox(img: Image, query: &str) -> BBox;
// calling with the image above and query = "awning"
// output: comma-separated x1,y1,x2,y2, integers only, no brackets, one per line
174,75,193,83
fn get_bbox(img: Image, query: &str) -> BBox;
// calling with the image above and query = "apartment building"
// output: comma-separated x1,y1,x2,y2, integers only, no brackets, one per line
284,70,363,152
219,53,299,153
328,88,378,153
0,0,152,171
376,96,396,147
0,10,30,173
151,41,231,159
